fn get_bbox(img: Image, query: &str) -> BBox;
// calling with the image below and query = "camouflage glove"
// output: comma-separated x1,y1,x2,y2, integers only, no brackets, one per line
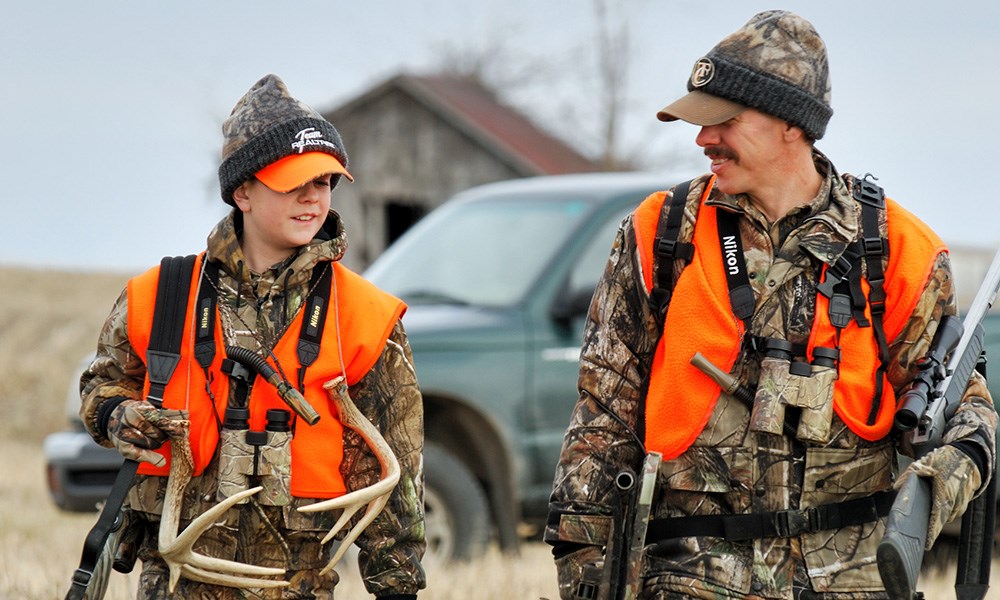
106,399,169,467
894,444,981,550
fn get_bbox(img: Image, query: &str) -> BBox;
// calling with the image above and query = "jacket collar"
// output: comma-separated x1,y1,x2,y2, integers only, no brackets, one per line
705,149,861,267
205,209,349,285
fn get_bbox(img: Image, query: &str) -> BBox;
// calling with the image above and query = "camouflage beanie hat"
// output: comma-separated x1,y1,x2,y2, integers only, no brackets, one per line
658,10,833,140
218,74,350,206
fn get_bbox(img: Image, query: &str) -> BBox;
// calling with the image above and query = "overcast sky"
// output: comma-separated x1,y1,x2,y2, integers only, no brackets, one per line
2,1,997,273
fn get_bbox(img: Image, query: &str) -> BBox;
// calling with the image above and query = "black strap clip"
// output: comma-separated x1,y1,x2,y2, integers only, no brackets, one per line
853,174,886,209
773,506,822,538
656,238,693,261
729,284,755,321
221,357,253,382
816,254,854,298
828,293,854,329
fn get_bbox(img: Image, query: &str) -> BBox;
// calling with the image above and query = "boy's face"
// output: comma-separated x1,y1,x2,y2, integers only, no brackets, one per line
234,174,333,260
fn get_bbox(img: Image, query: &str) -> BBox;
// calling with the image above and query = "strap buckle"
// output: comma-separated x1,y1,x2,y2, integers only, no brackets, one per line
863,237,885,256
656,238,693,261
773,506,823,537
70,567,94,588
816,255,853,298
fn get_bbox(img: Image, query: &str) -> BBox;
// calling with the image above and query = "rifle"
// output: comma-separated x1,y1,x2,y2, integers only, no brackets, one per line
621,452,661,600
878,247,1000,600
574,452,661,600
65,460,142,600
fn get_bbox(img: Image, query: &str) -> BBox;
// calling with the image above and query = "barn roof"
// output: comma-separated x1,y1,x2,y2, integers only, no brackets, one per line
326,73,598,176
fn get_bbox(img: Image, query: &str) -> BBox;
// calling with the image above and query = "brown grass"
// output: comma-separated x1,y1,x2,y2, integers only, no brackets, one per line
0,266,989,598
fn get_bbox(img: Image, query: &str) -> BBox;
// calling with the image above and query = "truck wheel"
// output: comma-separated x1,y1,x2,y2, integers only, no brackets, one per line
423,442,490,564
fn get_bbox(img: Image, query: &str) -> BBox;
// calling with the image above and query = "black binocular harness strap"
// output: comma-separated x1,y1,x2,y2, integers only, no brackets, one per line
650,180,695,316
645,490,895,543
716,208,755,331
297,264,333,391
853,177,890,425
68,255,198,599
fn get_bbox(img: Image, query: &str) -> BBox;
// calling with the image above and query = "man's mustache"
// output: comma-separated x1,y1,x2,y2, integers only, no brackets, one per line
704,145,737,162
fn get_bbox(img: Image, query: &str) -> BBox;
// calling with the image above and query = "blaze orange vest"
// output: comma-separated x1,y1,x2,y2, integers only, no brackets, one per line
634,182,946,459
127,254,406,498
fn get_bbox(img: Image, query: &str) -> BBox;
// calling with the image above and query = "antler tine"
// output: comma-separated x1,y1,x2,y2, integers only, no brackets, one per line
156,411,288,591
297,377,401,575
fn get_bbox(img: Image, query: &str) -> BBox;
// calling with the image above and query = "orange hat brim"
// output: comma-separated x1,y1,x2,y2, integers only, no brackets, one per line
256,151,354,193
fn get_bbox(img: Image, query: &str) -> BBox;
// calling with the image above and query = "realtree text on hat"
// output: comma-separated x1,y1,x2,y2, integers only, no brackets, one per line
218,74,352,205
657,10,833,140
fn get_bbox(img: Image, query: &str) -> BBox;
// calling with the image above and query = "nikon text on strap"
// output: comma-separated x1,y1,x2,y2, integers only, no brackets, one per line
67,255,198,599
297,264,333,391
716,208,755,327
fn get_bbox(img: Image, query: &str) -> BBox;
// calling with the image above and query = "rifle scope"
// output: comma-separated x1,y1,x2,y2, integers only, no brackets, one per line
892,315,964,432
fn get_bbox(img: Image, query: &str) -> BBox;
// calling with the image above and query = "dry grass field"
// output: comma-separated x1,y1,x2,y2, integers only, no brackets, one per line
0,265,990,599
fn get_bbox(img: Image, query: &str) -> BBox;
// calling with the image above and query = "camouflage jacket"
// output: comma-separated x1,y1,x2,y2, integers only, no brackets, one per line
80,210,426,598
545,152,996,599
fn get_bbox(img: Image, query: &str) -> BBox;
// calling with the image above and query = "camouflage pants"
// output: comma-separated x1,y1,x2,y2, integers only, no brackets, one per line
131,504,339,599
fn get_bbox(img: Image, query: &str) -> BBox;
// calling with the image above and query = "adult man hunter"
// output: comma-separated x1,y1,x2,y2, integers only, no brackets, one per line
545,10,996,599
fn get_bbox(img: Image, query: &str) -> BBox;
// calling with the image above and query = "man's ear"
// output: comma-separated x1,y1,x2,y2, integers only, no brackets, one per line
783,123,805,143
232,181,253,212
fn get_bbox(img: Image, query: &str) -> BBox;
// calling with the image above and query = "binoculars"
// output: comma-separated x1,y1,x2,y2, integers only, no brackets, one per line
750,340,839,443
217,407,293,506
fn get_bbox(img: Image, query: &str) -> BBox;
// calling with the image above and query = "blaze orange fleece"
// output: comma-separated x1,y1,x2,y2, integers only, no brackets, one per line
633,184,945,458
127,255,405,498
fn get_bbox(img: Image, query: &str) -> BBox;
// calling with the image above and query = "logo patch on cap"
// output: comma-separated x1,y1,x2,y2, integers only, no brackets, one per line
292,127,338,154
691,58,715,88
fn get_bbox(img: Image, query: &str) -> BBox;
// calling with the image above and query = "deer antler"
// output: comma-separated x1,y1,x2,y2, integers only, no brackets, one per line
297,377,401,575
155,410,288,591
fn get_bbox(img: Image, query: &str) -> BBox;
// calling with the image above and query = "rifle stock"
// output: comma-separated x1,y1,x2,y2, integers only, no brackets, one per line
877,475,931,600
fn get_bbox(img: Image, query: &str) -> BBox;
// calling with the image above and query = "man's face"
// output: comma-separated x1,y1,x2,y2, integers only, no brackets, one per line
695,108,791,199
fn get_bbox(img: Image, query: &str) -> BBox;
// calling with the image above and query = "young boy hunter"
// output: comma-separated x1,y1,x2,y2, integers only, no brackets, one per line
79,74,426,599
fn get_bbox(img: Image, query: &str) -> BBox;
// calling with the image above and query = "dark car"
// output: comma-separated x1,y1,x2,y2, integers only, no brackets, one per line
44,355,122,513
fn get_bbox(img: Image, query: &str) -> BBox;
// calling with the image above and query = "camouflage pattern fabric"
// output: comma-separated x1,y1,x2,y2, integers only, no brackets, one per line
545,151,997,599
217,74,351,206
106,399,171,467
81,209,425,598
220,74,334,163
217,427,293,507
895,442,983,551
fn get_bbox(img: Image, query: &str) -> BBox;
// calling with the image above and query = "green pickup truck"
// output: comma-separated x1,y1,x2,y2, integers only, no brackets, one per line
364,171,692,559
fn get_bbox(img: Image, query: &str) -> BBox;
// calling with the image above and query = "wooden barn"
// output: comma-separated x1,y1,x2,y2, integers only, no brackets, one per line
322,73,597,270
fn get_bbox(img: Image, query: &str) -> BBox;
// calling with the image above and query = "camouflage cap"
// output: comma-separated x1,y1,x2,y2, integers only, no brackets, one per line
218,74,351,205
657,10,833,140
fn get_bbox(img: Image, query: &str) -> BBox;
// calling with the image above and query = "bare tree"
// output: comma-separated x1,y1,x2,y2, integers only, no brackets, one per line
592,0,631,170
431,26,562,96
429,1,697,173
